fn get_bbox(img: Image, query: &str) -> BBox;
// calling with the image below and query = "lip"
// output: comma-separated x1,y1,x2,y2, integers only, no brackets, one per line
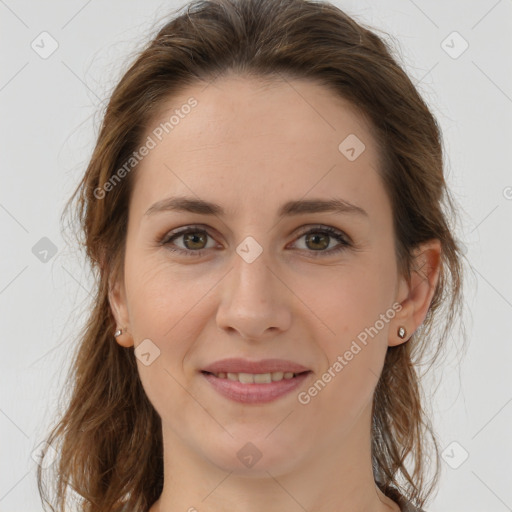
202,371,312,404
201,358,311,374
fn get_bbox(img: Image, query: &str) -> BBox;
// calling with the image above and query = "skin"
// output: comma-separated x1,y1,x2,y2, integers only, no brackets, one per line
109,74,441,512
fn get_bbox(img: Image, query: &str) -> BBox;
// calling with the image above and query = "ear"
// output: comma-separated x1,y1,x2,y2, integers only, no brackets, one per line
389,239,442,347
108,271,134,348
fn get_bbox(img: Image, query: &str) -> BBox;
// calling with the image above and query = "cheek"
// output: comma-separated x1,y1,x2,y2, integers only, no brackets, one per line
310,256,397,406
316,257,396,342
123,250,222,376
124,250,200,335
123,253,209,420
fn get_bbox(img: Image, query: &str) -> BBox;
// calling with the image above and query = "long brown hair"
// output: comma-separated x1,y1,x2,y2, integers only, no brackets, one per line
37,0,466,510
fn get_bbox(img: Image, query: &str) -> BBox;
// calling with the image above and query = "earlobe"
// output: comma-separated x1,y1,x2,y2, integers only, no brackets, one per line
389,239,442,347
108,276,134,348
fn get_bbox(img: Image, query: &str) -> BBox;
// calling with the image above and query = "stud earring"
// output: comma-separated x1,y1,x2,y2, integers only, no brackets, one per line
114,328,123,337
397,326,406,339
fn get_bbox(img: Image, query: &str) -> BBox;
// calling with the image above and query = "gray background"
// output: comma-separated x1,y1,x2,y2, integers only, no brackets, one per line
1,1,511,511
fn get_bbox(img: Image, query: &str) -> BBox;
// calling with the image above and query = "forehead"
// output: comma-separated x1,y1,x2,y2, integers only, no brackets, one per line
148,74,377,154
129,74,386,221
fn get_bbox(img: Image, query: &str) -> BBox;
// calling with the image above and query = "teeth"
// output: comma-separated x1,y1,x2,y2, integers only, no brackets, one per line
213,371,298,383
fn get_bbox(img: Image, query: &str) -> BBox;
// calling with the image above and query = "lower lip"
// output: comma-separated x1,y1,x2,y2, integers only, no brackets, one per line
201,371,311,404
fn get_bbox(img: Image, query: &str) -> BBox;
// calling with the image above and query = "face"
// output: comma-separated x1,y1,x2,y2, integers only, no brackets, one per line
110,74,410,475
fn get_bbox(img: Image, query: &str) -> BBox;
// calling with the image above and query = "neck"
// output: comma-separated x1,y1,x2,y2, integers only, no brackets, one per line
149,404,400,512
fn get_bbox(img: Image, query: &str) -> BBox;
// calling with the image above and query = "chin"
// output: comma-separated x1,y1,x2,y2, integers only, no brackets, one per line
200,435,302,477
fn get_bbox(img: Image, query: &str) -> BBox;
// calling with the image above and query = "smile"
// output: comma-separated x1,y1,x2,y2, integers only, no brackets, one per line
204,371,303,383
201,370,312,404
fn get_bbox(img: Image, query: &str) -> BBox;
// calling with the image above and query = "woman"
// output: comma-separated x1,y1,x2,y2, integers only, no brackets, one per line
37,0,465,511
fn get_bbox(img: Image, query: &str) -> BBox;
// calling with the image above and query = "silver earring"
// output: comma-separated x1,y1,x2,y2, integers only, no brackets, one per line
397,326,406,339
114,328,122,337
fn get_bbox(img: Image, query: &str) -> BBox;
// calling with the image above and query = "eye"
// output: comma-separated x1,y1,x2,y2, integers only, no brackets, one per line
290,225,352,256
160,225,217,257
159,224,352,257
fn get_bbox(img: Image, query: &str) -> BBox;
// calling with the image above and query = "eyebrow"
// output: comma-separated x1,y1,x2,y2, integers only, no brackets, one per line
144,196,368,219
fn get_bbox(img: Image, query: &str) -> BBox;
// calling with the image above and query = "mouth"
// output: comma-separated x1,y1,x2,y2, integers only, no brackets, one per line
200,369,312,404
201,370,311,384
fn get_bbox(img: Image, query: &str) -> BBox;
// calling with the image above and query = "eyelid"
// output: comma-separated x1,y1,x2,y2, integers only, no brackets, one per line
292,224,352,244
160,223,352,257
159,224,221,253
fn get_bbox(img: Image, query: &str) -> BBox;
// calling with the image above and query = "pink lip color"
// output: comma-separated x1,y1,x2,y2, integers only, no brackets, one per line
202,371,311,404
202,358,310,374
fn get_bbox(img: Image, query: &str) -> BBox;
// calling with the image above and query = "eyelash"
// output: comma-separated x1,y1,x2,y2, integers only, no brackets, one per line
159,224,352,258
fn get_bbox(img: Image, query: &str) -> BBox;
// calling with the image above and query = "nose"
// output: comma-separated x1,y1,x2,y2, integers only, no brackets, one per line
216,250,292,341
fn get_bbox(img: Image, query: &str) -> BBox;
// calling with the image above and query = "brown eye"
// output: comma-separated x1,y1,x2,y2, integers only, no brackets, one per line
161,224,351,258
292,226,351,256
161,227,216,257
304,232,330,251
182,232,208,250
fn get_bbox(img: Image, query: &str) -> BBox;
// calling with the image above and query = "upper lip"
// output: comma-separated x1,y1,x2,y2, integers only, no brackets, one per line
201,358,311,374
